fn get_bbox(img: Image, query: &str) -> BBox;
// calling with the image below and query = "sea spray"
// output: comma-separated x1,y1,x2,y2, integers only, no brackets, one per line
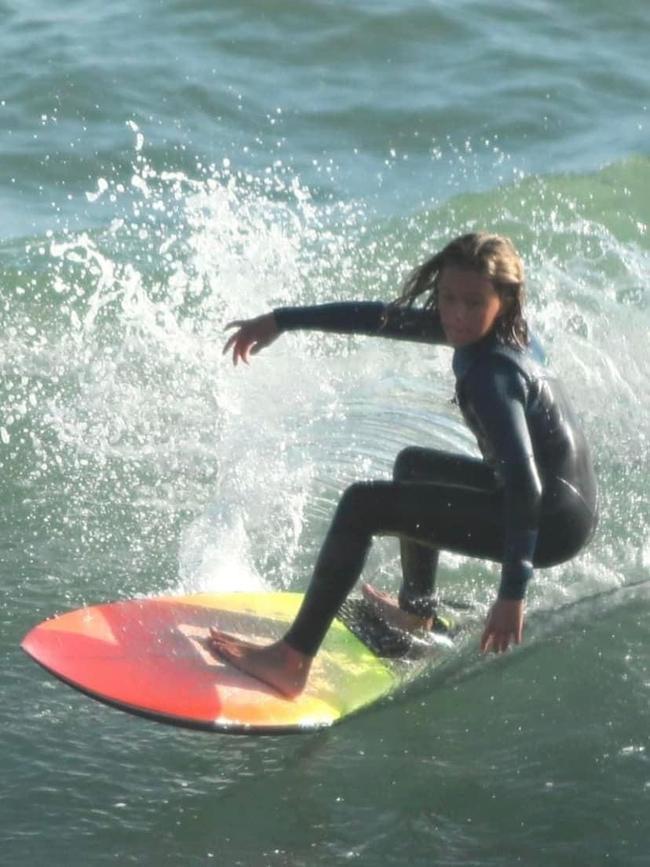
1,133,648,610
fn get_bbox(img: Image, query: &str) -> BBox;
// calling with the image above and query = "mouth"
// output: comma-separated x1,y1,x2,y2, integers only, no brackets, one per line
444,326,470,343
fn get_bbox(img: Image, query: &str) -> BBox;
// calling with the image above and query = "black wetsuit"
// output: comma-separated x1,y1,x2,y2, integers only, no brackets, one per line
272,302,598,657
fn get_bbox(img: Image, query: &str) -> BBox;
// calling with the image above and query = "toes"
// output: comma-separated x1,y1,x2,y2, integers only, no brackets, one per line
209,638,239,666
208,628,240,649
207,631,238,659
363,585,393,606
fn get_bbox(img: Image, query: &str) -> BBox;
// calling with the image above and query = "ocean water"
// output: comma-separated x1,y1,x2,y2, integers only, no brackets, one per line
2,1,649,864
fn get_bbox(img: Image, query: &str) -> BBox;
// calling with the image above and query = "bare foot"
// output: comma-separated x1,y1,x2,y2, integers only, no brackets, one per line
208,629,312,699
361,583,433,633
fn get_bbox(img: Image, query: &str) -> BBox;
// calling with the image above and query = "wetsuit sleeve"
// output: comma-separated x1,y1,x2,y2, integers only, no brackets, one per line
273,302,447,345
464,359,543,600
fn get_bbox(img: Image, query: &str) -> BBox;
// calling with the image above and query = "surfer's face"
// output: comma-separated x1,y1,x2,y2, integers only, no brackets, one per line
437,267,505,348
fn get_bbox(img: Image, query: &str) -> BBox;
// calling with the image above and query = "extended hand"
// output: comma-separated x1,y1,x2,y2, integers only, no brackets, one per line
480,598,525,654
223,313,280,366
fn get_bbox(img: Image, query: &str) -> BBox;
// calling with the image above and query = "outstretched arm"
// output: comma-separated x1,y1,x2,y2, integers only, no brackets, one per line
224,302,447,365
274,302,447,344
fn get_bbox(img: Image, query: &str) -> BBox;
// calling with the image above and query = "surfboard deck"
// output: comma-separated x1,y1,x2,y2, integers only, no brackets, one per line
21,591,449,734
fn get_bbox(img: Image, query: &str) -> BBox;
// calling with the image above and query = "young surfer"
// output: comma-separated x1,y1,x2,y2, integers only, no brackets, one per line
209,233,598,697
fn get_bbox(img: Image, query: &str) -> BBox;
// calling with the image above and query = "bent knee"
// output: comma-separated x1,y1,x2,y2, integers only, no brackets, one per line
393,447,425,481
338,481,373,513
335,480,384,531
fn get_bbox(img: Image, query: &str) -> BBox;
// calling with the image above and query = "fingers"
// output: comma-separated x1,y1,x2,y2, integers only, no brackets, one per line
222,324,265,365
222,330,250,363
228,337,271,365
480,599,525,655
238,343,251,366
222,321,249,365
222,333,237,356
222,314,278,366
483,620,524,653
222,333,254,366
480,628,515,655
515,615,524,644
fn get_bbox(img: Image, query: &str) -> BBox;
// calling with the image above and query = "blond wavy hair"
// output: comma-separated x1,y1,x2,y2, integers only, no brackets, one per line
393,232,529,348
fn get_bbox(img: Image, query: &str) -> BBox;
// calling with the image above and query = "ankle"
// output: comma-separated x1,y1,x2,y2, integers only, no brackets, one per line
397,593,437,621
278,640,311,672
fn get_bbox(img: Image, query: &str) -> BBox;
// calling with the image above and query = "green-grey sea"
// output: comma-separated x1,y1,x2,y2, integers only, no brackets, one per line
2,1,649,864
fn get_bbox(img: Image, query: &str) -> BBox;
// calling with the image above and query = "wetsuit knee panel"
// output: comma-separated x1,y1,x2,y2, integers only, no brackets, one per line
392,447,423,481
334,481,377,530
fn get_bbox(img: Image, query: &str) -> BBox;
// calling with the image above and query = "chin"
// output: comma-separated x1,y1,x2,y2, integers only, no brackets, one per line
447,333,473,347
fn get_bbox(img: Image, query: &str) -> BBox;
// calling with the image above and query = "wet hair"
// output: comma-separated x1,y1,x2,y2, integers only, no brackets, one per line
393,232,529,348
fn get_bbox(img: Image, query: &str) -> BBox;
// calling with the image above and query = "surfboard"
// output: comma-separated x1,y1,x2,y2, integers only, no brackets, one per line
21,592,453,734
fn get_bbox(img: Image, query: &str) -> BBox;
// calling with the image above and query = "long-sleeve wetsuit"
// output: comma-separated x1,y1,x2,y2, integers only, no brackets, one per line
272,302,598,656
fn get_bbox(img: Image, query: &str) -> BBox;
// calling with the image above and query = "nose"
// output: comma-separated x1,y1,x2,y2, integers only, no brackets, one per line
451,304,465,324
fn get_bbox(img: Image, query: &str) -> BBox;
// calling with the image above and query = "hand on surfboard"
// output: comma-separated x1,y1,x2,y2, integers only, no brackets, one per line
223,313,280,365
480,598,525,654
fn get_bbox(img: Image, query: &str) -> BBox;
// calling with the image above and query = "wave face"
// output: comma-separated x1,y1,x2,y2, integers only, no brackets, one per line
2,1,649,865
2,152,648,597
